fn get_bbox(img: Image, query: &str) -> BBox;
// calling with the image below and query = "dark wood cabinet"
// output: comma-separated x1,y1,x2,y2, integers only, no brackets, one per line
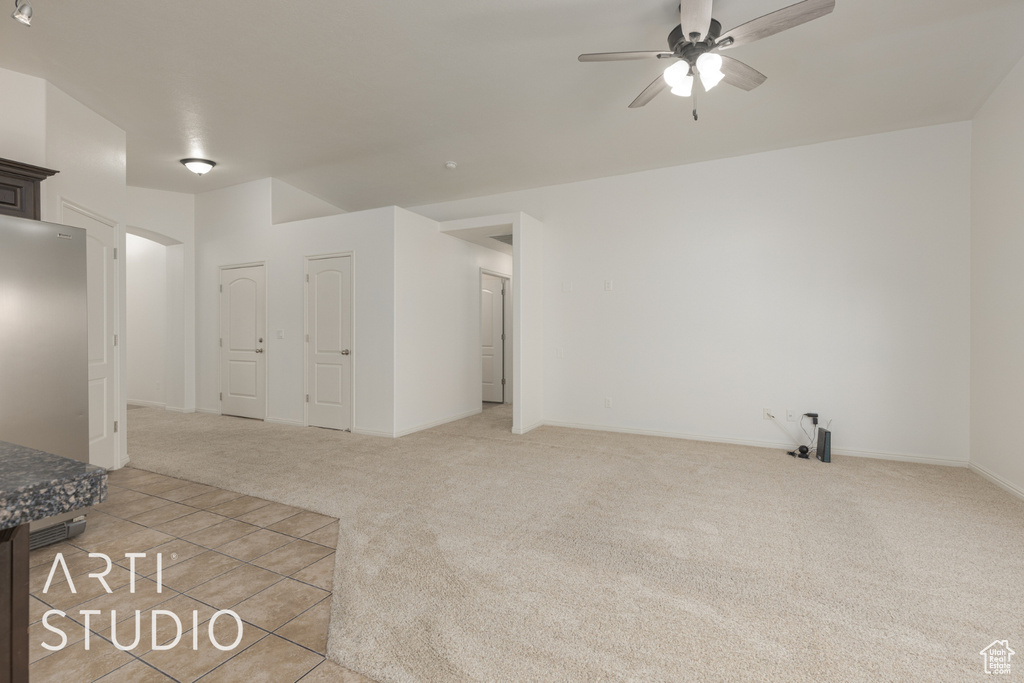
0,157,59,221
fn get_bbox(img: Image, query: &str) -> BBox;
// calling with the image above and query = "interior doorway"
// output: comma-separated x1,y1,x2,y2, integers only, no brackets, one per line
481,271,511,404
305,254,353,431
219,263,267,420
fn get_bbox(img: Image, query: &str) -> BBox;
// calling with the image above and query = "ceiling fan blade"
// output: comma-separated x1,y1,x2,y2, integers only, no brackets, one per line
718,55,767,91
579,51,672,62
680,0,714,43
628,75,669,109
717,0,835,50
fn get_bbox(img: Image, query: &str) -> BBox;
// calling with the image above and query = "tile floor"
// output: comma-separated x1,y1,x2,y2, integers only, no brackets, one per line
28,466,374,682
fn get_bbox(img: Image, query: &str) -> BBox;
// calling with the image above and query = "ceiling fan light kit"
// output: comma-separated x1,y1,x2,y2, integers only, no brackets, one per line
579,0,835,111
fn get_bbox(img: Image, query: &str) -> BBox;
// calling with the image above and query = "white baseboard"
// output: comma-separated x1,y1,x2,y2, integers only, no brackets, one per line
541,420,968,467
196,408,220,415
351,428,395,438
512,420,543,435
969,461,1024,501
266,416,305,427
163,406,195,414
394,407,482,438
127,399,165,409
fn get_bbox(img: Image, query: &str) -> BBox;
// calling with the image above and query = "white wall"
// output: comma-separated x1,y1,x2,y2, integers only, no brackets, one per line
127,186,197,413
126,233,167,406
412,123,973,464
42,82,128,468
513,213,544,434
0,67,46,166
970,55,1024,496
271,178,344,224
394,208,513,436
195,180,396,434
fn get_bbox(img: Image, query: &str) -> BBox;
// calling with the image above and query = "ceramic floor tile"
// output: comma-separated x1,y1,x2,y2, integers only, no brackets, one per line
141,622,266,683
186,564,283,609
158,550,242,592
115,538,207,576
206,495,273,518
268,511,336,538
291,554,335,591
299,659,378,682
29,633,134,682
93,659,177,682
179,488,244,510
233,577,329,632
158,482,218,502
34,565,134,612
29,615,86,663
129,501,197,527
154,510,229,537
252,539,333,575
74,577,180,631
128,475,193,496
87,526,176,560
100,494,175,520
236,501,306,527
274,598,330,654
29,541,81,569
30,548,87,592
70,518,149,554
182,518,260,550
302,521,339,548
200,634,323,683
30,595,50,624
134,593,225,656
217,527,294,562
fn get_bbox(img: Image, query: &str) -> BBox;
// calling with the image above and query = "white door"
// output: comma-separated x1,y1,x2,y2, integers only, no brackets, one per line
62,203,118,468
220,265,266,420
481,274,505,403
306,256,352,430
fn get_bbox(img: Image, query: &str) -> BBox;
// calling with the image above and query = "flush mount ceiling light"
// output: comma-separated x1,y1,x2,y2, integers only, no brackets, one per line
180,158,216,175
11,0,32,25
444,161,458,170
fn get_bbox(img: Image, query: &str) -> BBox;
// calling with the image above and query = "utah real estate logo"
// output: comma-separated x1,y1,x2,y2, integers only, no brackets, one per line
980,640,1015,675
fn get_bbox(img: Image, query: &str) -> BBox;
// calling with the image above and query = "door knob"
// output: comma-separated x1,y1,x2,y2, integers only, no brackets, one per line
341,349,350,355
255,348,264,354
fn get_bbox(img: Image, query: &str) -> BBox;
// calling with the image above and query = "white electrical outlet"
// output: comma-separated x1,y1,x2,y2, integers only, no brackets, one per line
604,280,614,291
605,397,613,408
787,409,797,422
763,408,774,420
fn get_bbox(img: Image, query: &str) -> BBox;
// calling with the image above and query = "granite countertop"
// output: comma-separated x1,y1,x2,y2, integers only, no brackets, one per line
0,440,107,530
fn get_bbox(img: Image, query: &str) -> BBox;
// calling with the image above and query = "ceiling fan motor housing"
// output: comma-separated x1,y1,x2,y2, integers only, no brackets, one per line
668,19,722,64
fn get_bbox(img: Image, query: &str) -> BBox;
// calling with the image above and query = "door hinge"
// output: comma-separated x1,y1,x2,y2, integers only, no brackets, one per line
501,378,506,385
305,334,309,342
219,392,223,401
219,284,223,293
219,338,223,347
113,248,118,260
305,394,310,403
501,333,505,341
113,420,118,433
113,334,118,347
306,274,309,282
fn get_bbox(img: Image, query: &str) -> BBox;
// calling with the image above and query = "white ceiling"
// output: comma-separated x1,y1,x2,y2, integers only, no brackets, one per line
2,0,1022,212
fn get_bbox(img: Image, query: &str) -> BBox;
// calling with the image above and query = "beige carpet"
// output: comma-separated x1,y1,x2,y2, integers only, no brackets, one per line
126,406,1024,682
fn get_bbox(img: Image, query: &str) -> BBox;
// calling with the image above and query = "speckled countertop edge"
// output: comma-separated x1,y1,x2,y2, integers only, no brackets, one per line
0,441,108,530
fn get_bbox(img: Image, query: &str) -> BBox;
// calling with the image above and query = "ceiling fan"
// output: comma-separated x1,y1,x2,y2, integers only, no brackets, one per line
579,0,835,109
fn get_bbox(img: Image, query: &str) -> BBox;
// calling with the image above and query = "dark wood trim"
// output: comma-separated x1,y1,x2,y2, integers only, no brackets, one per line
0,523,29,683
0,157,59,221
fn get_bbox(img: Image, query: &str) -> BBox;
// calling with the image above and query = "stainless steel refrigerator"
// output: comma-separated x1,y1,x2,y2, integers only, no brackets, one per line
0,213,91,547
